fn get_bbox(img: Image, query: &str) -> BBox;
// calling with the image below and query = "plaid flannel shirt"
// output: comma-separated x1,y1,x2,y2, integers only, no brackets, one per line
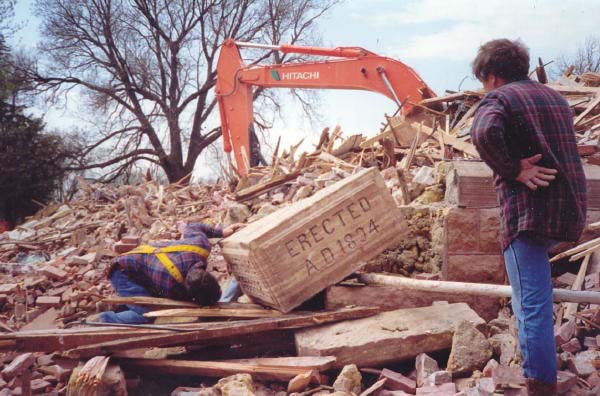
471,79,586,250
113,223,223,298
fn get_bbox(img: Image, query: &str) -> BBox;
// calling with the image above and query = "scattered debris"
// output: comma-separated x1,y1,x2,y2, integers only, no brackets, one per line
1,70,599,395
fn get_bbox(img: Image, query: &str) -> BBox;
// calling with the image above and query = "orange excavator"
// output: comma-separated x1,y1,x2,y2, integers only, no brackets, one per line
216,38,436,176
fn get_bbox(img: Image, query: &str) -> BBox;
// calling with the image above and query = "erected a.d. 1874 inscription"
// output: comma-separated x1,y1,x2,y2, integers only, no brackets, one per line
283,195,381,276
220,167,407,313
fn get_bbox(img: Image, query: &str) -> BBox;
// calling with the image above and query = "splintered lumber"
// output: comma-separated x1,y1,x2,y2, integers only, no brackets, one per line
564,253,592,319
67,358,127,396
1,326,174,352
234,172,301,202
121,359,322,382
102,296,200,308
221,168,407,312
103,297,265,311
550,236,600,263
64,307,378,359
295,303,485,368
222,356,337,371
358,273,600,304
574,94,600,126
144,307,283,319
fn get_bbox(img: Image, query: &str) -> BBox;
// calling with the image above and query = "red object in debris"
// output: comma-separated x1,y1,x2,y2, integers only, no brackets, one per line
577,144,600,157
0,220,9,233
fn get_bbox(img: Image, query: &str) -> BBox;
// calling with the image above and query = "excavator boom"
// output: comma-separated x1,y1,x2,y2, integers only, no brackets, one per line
216,38,436,175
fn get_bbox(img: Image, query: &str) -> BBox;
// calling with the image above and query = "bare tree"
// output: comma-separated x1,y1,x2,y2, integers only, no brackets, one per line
23,0,337,183
555,36,600,76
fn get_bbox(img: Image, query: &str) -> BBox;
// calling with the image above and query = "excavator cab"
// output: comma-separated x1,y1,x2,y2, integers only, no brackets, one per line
215,38,436,176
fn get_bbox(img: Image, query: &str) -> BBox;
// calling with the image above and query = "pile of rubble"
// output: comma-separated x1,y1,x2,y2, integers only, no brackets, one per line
0,70,599,395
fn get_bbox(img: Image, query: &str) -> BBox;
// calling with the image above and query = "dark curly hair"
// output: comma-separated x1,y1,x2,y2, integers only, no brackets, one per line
472,39,530,83
185,266,221,306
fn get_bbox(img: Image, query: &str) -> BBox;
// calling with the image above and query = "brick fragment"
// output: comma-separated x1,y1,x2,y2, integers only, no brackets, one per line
114,241,137,254
36,296,61,308
40,265,67,280
0,283,17,294
561,338,582,354
568,350,600,377
415,382,456,395
121,235,141,245
555,320,576,346
583,336,597,349
491,365,525,389
30,378,51,392
556,272,577,287
424,370,452,386
1,353,35,380
557,370,577,394
482,359,499,377
39,364,72,382
379,368,416,393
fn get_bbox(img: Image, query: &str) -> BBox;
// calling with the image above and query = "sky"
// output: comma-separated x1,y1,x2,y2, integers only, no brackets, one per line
7,0,600,177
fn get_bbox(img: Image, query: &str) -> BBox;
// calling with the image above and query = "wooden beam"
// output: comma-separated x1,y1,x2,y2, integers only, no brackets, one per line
103,296,265,310
221,356,337,371
419,91,484,107
1,327,173,352
234,172,300,202
550,236,600,262
103,296,199,308
64,307,379,359
144,307,283,319
121,359,323,382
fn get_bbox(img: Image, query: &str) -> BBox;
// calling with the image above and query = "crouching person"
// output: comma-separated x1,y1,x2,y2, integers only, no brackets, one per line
99,222,243,324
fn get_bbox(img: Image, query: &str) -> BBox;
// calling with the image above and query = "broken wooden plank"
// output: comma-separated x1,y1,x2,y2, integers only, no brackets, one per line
103,296,264,310
551,236,600,263
121,359,322,382
221,356,337,371
295,303,485,368
64,307,379,359
0,326,175,352
419,91,484,107
144,307,283,319
234,172,301,202
564,254,592,319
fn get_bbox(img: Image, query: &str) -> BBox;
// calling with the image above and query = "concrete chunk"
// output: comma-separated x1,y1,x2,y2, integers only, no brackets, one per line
446,320,492,375
295,303,485,368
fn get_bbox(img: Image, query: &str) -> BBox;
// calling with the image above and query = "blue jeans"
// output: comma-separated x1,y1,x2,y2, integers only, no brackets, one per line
503,233,556,383
99,269,151,324
219,278,243,303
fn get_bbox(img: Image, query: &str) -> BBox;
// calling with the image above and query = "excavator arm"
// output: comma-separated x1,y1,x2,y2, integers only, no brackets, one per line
216,38,436,176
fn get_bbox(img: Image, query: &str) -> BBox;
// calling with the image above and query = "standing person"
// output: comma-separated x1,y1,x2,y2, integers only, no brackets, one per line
470,39,586,395
98,221,244,324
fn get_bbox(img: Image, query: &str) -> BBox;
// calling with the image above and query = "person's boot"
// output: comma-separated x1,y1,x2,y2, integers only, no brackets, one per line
526,378,557,396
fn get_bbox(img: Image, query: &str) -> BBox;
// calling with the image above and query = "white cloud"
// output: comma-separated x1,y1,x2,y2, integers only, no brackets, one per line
352,0,600,61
